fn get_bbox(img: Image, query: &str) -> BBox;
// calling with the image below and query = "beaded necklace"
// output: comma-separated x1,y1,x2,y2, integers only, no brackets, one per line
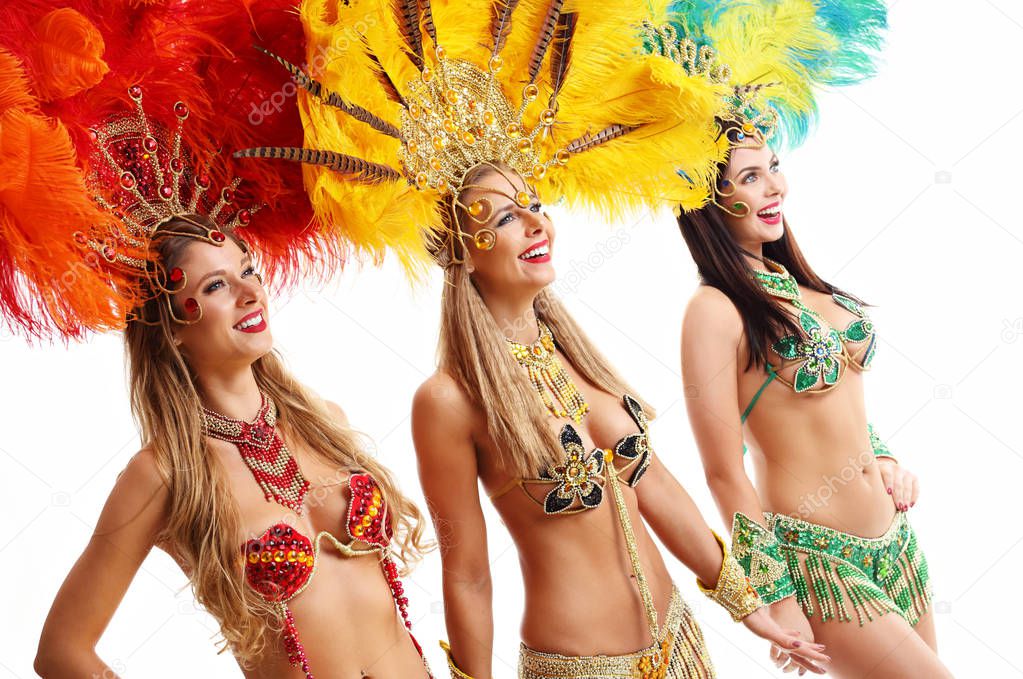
506,319,590,423
201,392,310,514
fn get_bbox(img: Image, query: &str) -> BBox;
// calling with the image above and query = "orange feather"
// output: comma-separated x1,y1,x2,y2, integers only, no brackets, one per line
29,8,109,102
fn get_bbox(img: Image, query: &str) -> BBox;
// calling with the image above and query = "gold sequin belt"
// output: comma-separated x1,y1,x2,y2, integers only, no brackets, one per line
517,586,715,679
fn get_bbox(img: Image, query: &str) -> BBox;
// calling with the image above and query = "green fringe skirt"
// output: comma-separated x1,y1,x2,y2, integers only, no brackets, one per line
767,511,932,626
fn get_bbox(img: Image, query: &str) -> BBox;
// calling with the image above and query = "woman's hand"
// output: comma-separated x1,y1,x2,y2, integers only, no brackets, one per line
878,458,918,512
764,596,826,675
741,605,829,675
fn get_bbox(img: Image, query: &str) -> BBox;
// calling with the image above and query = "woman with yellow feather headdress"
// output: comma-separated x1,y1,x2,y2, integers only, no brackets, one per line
645,1,953,676
236,0,833,676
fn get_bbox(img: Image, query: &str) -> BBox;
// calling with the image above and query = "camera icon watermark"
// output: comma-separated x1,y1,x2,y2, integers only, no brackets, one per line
1001,317,1023,343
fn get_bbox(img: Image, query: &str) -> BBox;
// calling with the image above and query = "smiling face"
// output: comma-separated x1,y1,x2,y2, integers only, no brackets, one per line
456,165,556,300
717,144,788,249
169,236,272,371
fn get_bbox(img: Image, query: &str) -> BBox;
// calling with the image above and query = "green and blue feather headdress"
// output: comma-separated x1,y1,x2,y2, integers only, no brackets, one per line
647,0,888,161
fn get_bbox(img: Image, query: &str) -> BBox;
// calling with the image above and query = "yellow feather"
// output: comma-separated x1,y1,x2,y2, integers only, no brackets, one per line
704,0,833,127
296,0,728,275
298,0,435,275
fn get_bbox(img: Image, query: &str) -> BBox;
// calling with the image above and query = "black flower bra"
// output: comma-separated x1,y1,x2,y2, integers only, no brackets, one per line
489,395,652,514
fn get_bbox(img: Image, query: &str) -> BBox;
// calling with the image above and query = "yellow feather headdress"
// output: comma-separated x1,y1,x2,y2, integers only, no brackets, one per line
236,0,730,275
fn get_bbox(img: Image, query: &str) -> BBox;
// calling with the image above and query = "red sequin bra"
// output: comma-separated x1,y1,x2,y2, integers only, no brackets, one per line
202,394,430,678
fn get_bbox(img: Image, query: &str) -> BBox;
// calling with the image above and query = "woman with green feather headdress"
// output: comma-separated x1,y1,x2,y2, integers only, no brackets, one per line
649,1,954,676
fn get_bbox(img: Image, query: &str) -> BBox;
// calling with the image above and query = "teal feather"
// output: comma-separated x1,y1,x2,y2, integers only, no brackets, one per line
663,0,888,152
814,0,887,86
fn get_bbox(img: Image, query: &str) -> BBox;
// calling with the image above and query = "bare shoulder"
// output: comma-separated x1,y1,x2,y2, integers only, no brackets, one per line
411,372,481,485
413,371,473,417
683,284,743,342
117,446,168,495
411,371,476,438
95,446,170,541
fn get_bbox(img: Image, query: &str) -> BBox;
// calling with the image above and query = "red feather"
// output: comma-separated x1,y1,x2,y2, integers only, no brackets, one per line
0,0,321,339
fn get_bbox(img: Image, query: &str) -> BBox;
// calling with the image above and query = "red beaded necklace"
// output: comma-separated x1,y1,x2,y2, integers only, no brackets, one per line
201,392,310,514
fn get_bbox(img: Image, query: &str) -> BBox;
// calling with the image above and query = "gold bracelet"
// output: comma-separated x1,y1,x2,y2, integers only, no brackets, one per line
696,530,764,622
439,640,477,679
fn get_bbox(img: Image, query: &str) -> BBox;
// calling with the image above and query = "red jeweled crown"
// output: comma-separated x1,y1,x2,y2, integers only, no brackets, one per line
75,86,258,324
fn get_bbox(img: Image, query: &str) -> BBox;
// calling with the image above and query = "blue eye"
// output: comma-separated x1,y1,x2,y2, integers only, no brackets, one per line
529,201,542,213
497,212,515,226
743,173,757,184
242,266,257,277
770,162,780,173
204,280,224,293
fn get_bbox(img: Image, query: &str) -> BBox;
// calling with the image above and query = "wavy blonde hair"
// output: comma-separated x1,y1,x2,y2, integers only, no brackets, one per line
436,164,654,477
123,216,427,668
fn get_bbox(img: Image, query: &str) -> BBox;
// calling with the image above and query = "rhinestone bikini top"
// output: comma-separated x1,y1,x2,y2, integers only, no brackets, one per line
241,472,392,604
489,395,653,514
240,472,428,676
754,259,876,394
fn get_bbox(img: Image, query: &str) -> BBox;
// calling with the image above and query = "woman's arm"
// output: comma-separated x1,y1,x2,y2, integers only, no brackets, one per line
35,447,170,678
411,374,494,679
681,286,766,528
680,286,828,673
634,442,829,671
633,454,727,585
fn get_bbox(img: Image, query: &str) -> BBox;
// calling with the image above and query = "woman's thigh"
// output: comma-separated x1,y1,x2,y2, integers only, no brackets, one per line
808,611,951,679
911,607,938,652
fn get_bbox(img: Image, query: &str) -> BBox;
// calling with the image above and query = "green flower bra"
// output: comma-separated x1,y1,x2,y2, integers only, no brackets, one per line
741,258,876,425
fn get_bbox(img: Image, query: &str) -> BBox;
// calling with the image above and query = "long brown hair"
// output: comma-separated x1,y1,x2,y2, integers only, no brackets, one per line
435,164,653,477
676,121,865,370
123,215,427,667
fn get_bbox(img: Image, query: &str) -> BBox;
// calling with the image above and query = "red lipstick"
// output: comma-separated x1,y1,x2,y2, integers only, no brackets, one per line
234,309,267,333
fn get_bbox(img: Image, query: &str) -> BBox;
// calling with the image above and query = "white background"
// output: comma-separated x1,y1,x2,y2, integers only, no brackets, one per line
4,1,1023,676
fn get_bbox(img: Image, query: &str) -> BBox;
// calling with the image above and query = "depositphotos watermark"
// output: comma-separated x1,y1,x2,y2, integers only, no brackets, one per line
246,14,379,127
552,228,633,297
1001,317,1023,343
793,448,877,519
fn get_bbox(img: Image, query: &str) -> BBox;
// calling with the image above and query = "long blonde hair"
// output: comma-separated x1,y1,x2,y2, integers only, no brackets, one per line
436,165,654,477
124,216,427,667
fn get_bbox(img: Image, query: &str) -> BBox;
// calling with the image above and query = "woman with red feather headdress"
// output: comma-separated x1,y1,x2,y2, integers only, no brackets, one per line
0,2,433,676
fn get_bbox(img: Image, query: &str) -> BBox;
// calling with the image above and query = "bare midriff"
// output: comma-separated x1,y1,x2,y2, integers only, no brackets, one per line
480,383,676,657
741,366,896,539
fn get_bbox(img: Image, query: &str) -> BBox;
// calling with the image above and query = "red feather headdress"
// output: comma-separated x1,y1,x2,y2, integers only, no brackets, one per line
0,0,318,341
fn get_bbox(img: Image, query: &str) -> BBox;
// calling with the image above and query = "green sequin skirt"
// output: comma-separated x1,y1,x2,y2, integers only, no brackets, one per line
767,511,932,626
517,587,715,678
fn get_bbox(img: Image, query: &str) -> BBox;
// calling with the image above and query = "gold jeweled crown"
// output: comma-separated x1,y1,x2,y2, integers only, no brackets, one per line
233,0,730,274
641,21,778,151
398,51,570,198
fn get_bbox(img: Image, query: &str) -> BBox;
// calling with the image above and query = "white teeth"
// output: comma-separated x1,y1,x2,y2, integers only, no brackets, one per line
236,313,263,330
519,243,550,260
758,205,781,217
